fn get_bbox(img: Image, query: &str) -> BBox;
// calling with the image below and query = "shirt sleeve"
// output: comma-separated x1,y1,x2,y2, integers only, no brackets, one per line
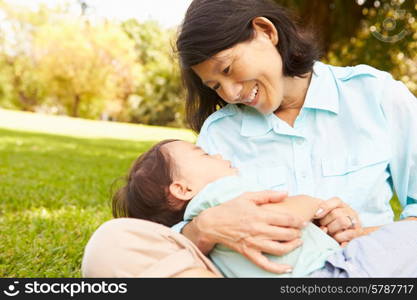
380,74,417,219
196,126,218,154
171,220,189,234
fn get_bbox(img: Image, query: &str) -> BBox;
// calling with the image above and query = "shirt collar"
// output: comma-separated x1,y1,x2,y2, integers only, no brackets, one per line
241,61,339,137
303,61,340,115
240,106,272,137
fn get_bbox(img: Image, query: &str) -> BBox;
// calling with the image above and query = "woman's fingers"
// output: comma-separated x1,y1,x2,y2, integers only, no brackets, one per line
320,226,328,234
340,242,349,248
326,213,359,235
312,197,363,245
264,210,306,230
194,191,308,271
248,223,302,243
241,247,294,274
219,222,303,257
333,228,363,244
321,209,354,233
249,190,288,205
252,238,303,257
314,197,345,219
218,235,302,273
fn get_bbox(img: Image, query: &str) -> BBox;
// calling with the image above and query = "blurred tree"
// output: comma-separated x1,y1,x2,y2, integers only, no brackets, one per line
275,0,417,94
122,19,185,127
276,0,365,52
0,0,141,118
33,19,140,118
275,0,416,55
0,0,52,111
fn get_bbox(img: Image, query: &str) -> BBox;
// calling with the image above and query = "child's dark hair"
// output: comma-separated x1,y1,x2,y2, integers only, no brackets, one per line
112,139,185,227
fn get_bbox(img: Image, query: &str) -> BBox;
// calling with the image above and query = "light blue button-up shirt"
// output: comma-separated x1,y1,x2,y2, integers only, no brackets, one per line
172,61,417,232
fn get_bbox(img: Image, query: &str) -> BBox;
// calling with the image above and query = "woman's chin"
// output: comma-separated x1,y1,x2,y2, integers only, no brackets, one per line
256,106,275,115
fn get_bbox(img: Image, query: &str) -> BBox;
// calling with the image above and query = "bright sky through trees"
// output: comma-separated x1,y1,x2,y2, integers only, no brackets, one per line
7,0,192,28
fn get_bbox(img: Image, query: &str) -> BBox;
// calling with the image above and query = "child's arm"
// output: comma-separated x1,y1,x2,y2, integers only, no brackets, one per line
261,195,322,223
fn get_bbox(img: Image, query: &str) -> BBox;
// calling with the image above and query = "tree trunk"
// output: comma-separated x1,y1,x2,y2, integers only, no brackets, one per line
275,0,368,52
72,94,80,117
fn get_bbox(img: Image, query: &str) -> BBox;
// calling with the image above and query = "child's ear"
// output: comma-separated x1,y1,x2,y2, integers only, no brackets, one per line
169,181,195,203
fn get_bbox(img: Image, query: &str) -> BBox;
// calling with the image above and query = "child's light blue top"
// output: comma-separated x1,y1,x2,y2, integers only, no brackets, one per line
184,176,341,277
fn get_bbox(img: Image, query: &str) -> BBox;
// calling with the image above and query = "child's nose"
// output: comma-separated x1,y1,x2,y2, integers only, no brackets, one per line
213,154,223,160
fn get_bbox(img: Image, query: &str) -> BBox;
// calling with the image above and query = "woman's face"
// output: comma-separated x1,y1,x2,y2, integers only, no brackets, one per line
191,18,285,115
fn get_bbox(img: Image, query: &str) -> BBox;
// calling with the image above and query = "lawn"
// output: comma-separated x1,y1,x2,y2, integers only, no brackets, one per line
0,110,196,277
0,110,401,277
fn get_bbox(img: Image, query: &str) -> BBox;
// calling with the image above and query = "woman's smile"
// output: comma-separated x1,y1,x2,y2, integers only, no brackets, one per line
241,83,259,107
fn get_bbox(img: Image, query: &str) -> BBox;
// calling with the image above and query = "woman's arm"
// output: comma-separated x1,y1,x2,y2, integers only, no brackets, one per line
183,194,320,253
261,195,322,222
181,190,307,274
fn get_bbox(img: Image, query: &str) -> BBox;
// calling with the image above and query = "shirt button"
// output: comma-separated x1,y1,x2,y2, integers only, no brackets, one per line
296,139,304,146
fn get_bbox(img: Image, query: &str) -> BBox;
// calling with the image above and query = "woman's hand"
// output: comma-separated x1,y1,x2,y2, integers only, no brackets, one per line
184,190,306,274
314,197,364,245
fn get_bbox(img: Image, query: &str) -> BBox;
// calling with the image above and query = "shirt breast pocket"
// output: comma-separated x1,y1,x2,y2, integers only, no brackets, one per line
238,160,287,191
321,151,390,193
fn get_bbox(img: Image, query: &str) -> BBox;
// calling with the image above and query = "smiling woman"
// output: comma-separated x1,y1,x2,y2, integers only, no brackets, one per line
82,0,417,278
173,0,417,276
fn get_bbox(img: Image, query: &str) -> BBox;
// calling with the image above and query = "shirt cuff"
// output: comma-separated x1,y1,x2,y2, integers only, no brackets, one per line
171,220,189,234
400,202,417,220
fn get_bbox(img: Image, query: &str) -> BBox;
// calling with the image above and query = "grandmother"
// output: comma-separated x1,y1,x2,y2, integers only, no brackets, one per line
82,0,417,277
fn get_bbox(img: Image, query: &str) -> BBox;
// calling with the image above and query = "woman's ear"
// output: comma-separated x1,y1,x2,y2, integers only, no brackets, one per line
251,17,279,46
169,181,195,204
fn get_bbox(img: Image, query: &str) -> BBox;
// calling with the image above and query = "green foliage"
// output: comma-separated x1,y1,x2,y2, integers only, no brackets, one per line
122,20,185,127
0,2,185,126
275,0,417,95
0,128,156,277
325,0,417,94
33,19,141,118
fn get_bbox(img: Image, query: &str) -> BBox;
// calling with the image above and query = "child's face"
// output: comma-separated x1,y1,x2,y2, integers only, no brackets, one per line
165,141,238,196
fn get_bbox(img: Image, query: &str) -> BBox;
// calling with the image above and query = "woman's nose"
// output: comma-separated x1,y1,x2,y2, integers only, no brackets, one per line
221,81,243,103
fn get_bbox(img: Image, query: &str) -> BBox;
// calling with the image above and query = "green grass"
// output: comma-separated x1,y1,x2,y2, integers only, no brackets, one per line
0,127,187,277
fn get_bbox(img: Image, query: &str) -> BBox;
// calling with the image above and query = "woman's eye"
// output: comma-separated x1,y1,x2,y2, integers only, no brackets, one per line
223,66,230,74
213,83,221,90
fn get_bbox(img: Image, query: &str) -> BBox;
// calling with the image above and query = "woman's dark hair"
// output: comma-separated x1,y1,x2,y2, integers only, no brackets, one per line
112,139,185,227
177,0,322,132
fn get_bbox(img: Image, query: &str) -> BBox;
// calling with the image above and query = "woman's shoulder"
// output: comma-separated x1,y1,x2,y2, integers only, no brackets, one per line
324,62,392,83
199,104,243,134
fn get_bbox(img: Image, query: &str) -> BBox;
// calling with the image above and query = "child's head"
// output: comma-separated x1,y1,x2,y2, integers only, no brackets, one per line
112,139,237,226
